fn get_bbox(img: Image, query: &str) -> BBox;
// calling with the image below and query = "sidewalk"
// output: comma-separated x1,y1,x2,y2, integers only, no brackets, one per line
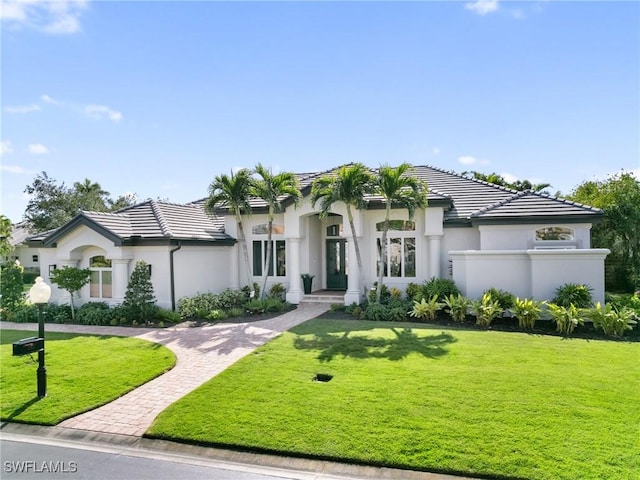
1,303,330,436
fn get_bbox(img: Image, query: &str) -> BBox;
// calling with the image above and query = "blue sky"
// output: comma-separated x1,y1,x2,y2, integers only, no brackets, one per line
1,0,639,223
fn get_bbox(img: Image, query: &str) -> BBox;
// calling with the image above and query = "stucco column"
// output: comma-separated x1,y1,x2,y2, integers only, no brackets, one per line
111,259,131,305
286,238,302,304
427,235,443,279
345,236,362,306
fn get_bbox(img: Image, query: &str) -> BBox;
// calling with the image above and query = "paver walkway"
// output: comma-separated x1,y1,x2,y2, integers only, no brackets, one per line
1,303,329,436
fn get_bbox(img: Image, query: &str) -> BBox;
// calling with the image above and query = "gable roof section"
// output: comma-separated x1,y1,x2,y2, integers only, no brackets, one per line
470,190,602,224
31,200,233,247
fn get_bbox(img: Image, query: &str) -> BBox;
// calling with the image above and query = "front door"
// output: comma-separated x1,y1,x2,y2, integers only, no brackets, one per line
326,239,347,290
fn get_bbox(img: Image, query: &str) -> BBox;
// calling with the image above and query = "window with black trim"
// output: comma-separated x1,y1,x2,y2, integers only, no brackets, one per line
252,240,286,277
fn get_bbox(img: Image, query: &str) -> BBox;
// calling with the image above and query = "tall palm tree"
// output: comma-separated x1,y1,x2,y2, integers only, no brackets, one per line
252,164,301,299
204,169,255,295
310,163,375,296
73,178,110,212
373,163,428,303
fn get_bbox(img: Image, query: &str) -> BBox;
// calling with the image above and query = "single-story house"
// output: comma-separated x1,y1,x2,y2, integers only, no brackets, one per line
5,222,40,273
27,165,609,309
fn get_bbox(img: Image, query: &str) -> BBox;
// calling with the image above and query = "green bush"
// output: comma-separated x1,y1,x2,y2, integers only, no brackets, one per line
606,292,640,316
363,303,407,322
178,293,220,319
12,304,38,323
409,295,443,321
405,282,421,300
227,307,245,318
156,307,181,323
552,283,593,308
207,309,228,320
241,283,260,300
22,271,39,285
368,283,391,304
419,277,460,302
511,297,544,330
217,289,248,310
1,263,25,320
243,298,288,315
584,302,637,337
483,287,516,310
546,303,584,336
76,302,112,325
268,283,286,301
330,303,345,312
123,260,157,324
471,293,504,327
443,294,472,323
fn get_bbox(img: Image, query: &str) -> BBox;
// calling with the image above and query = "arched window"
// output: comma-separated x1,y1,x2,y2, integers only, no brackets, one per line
535,226,574,241
90,255,112,299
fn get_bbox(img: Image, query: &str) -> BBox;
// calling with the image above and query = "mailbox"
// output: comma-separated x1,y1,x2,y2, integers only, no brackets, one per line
12,337,44,356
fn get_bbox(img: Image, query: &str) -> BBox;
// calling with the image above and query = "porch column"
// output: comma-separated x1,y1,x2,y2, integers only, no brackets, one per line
111,259,130,305
344,236,362,306
427,235,442,279
286,237,303,304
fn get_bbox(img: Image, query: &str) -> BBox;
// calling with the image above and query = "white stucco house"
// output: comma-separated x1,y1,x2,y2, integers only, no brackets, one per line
26,165,609,309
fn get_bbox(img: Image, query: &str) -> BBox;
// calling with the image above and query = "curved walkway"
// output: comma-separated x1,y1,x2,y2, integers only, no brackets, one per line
1,303,329,436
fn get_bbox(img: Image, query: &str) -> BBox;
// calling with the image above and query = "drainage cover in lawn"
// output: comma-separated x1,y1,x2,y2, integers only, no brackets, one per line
313,373,333,382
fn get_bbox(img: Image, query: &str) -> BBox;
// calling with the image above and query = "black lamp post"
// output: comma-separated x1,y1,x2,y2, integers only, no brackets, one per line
29,277,51,398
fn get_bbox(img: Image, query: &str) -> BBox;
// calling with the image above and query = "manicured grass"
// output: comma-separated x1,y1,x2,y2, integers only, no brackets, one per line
148,319,640,480
1,329,175,425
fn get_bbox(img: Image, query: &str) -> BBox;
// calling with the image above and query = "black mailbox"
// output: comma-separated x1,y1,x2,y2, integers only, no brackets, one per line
12,337,44,356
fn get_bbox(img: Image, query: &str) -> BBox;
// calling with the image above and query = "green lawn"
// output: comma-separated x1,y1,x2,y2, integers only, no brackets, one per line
1,329,175,425
148,319,640,480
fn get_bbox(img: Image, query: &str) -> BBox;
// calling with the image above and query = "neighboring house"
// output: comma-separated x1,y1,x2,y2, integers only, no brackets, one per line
27,165,609,308
5,222,41,273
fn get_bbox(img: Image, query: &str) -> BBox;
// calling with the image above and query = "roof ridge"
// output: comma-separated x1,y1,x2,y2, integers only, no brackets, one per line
150,200,173,237
526,189,603,213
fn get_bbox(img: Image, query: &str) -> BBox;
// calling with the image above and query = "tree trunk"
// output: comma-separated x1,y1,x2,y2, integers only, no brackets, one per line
260,215,274,299
346,205,365,297
235,213,255,298
376,204,391,303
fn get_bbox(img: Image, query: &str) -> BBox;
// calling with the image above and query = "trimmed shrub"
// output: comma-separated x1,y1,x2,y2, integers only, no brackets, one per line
405,282,421,300
207,309,228,320
123,260,157,324
483,287,516,310
552,283,593,308
1,262,25,320
419,277,460,302
368,283,391,304
268,283,286,301
178,293,219,319
76,302,112,325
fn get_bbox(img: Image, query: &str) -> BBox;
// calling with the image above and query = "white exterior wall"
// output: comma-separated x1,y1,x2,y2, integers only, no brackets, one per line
450,249,609,303
441,227,480,278
479,224,592,250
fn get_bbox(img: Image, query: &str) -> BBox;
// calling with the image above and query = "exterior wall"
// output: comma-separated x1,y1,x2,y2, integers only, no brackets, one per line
450,249,609,303
441,226,480,278
479,223,592,250
13,245,41,271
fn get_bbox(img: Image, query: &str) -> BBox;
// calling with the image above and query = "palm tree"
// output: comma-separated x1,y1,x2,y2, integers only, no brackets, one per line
252,164,301,299
310,163,375,296
73,178,110,212
373,163,428,303
204,169,255,295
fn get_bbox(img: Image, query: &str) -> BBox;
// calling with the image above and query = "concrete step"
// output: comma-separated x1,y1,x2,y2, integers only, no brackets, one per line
300,293,345,305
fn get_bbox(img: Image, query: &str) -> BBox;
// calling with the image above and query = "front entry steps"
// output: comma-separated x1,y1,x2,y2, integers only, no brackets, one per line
300,290,345,305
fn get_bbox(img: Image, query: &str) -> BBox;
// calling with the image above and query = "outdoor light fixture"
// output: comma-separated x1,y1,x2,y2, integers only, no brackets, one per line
29,277,51,398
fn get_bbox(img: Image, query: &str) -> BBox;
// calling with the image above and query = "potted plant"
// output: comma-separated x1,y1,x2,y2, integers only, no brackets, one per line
301,273,314,294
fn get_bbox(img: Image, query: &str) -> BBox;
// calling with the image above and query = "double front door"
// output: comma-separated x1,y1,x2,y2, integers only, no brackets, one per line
326,239,347,290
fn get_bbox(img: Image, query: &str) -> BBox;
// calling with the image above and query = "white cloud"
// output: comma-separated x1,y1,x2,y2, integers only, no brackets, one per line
41,94,62,105
432,147,441,156
1,164,36,175
27,143,49,155
465,0,500,16
500,172,519,184
458,155,490,166
1,0,88,35
0,140,14,156
5,103,41,114
84,104,123,122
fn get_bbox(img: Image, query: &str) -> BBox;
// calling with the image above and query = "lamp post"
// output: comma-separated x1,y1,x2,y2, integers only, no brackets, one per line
29,277,51,398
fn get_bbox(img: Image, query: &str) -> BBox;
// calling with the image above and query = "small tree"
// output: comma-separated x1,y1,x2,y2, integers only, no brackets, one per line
49,266,92,320
123,260,157,324
0,261,25,320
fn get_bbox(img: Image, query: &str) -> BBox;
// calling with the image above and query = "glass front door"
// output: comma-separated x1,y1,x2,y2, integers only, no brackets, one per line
326,239,347,290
